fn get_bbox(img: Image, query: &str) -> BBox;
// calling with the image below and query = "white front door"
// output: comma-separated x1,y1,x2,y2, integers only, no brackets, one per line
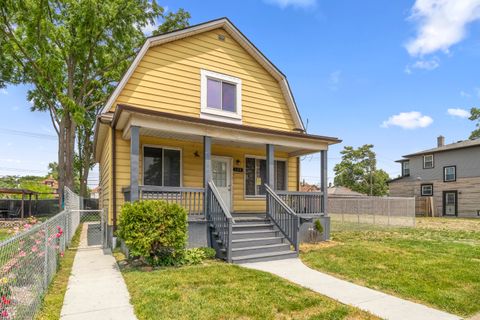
211,156,232,210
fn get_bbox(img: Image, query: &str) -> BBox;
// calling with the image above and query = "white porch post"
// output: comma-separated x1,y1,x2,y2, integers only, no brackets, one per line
320,149,328,215
203,136,212,215
130,126,140,202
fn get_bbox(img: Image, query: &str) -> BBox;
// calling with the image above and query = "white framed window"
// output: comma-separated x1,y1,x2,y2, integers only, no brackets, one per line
143,145,182,187
245,156,287,197
444,166,456,182
402,161,410,176
421,184,433,196
200,69,242,124
423,154,434,169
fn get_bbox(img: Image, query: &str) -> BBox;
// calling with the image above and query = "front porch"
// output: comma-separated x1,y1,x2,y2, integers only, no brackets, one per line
115,105,337,262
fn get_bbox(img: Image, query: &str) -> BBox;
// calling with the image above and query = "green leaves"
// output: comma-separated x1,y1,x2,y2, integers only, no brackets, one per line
469,107,480,140
334,144,389,196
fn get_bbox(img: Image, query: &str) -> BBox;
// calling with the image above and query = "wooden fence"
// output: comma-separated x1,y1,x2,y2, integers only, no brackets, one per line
329,195,416,227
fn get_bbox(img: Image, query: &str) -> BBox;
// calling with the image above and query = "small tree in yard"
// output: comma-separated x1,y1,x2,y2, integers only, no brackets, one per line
469,108,480,139
117,200,188,266
334,144,390,196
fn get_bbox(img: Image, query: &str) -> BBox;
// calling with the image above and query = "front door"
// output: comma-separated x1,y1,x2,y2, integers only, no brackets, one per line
443,191,457,216
211,156,232,211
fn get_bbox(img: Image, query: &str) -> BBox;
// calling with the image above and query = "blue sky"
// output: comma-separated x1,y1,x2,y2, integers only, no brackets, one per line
1,0,479,187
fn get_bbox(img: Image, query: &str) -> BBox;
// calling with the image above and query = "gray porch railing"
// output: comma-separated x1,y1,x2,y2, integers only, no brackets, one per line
124,186,205,215
276,191,324,214
265,184,299,251
206,181,234,262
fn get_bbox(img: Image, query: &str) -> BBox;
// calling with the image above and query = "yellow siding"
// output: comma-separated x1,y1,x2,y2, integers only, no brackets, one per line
112,28,297,131
113,134,300,215
99,126,112,224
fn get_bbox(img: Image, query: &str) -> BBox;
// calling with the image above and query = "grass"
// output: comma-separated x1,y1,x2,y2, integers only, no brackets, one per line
301,217,480,317
114,252,378,320
35,224,83,320
0,228,11,241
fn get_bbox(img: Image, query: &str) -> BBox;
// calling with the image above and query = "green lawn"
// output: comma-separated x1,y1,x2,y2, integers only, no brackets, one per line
115,253,378,320
0,228,11,241
301,218,480,317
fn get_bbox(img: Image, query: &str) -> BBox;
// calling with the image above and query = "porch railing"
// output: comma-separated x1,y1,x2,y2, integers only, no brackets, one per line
276,191,324,215
206,181,234,262
265,184,299,252
123,185,205,216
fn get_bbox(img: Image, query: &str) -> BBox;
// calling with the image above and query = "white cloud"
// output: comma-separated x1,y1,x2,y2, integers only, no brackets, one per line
381,111,433,129
141,22,157,35
405,58,440,73
460,90,472,98
447,108,471,118
406,0,480,57
264,0,316,9
328,70,341,90
0,88,7,95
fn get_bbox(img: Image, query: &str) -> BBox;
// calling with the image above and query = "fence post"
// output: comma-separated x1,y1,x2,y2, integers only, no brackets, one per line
43,224,49,290
387,199,391,226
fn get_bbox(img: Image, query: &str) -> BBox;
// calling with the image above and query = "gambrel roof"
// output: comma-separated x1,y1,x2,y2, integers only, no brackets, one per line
101,17,306,131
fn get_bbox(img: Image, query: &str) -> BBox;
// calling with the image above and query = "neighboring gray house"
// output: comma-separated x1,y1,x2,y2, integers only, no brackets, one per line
389,136,480,217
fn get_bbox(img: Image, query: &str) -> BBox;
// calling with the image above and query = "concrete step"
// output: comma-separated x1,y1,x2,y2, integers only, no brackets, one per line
231,243,291,257
232,229,278,240
232,223,274,231
232,250,298,264
231,236,285,248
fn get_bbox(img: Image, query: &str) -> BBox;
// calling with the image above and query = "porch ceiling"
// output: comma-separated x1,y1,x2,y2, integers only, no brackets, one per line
113,104,341,157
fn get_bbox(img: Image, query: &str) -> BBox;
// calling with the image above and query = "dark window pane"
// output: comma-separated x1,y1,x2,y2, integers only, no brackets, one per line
257,159,266,195
144,147,162,186
163,149,181,187
207,79,222,109
222,82,236,112
245,158,256,196
275,161,286,191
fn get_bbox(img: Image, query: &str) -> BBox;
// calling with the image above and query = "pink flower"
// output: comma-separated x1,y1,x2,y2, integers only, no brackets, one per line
23,224,31,230
1,309,8,317
1,296,10,305
18,250,26,258
60,252,64,258
31,246,38,253
35,240,41,245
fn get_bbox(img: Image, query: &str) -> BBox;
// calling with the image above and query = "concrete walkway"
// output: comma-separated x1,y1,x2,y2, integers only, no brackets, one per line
242,258,462,320
60,223,137,320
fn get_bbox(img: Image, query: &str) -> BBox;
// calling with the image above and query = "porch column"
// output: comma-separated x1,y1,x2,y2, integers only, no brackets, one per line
320,150,328,215
203,136,212,189
266,144,275,188
130,126,140,202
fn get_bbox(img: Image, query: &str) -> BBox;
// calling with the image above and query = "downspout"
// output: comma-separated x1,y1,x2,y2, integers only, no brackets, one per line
111,126,117,232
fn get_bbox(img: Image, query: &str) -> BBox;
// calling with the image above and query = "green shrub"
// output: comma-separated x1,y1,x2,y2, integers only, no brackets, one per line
314,219,324,234
181,248,213,265
117,200,188,266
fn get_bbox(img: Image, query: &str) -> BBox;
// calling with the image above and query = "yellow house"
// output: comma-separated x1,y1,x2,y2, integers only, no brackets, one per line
94,18,340,263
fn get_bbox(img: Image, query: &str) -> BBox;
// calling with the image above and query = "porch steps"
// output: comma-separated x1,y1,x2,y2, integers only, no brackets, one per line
213,214,297,264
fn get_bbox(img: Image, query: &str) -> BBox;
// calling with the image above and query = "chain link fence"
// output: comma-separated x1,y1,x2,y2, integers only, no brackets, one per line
0,187,106,320
329,196,416,230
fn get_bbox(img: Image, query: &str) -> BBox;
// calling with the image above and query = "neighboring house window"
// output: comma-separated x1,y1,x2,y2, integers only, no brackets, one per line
421,184,433,196
444,166,456,182
143,146,181,187
423,154,434,169
245,157,286,196
200,69,242,124
402,161,410,176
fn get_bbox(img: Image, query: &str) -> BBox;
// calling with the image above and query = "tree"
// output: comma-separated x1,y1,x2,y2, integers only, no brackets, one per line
334,144,389,196
0,1,190,199
469,107,480,139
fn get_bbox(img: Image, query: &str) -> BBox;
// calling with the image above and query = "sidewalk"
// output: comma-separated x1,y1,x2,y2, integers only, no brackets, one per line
60,223,137,320
242,258,461,320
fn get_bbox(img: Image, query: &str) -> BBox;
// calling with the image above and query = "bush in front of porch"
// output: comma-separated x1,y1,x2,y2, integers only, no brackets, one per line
117,200,214,266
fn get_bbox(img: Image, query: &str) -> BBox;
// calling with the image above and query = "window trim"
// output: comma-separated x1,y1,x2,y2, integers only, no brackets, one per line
420,183,433,196
443,165,456,182
141,144,183,187
244,155,288,199
402,161,410,177
200,69,242,124
423,154,434,169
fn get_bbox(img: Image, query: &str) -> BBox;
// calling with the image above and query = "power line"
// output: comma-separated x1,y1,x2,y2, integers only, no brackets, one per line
0,128,57,140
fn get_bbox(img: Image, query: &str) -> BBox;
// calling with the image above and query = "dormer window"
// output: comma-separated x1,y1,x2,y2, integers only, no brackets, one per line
423,154,434,169
200,69,242,124
402,161,410,176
